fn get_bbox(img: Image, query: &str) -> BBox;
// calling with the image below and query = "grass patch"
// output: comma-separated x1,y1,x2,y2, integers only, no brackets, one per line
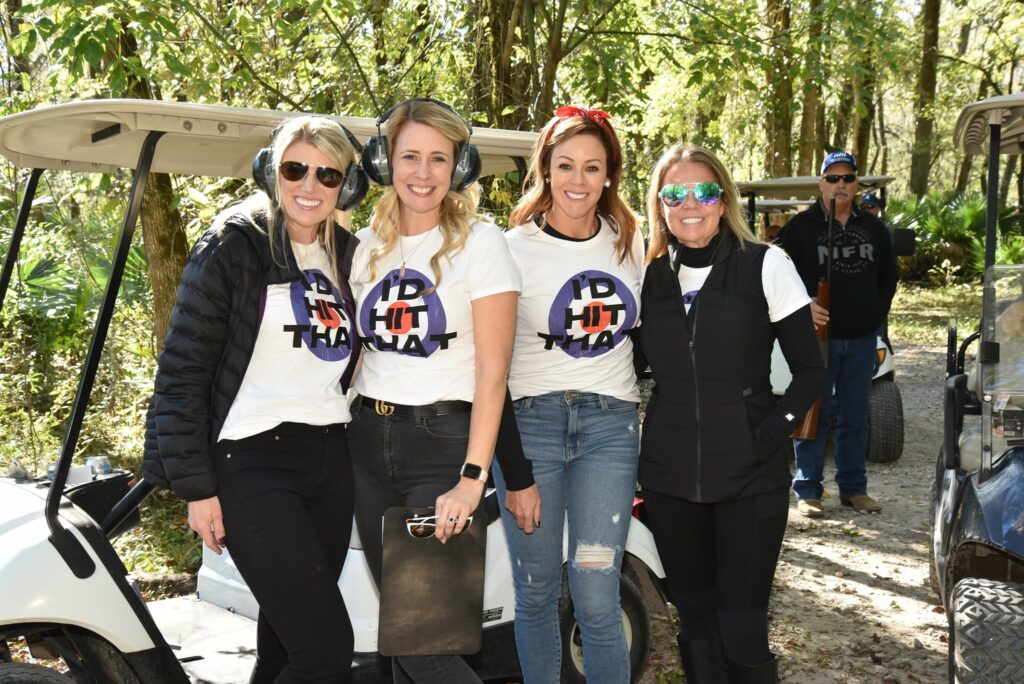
114,489,202,574
889,281,983,348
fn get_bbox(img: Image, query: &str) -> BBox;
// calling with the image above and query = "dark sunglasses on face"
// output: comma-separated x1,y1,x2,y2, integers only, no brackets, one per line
279,161,345,189
659,182,723,208
822,173,857,184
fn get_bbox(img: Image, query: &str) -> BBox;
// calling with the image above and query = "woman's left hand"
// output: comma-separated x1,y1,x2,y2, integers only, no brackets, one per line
434,478,486,543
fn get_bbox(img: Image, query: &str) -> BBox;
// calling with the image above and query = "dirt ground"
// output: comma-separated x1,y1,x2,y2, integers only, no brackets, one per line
639,339,950,683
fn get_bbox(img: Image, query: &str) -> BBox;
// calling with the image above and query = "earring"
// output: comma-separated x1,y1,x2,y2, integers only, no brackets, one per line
603,179,611,188
544,177,550,184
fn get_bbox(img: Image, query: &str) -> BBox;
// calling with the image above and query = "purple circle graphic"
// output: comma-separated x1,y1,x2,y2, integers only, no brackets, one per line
358,268,450,357
288,268,353,361
546,270,638,358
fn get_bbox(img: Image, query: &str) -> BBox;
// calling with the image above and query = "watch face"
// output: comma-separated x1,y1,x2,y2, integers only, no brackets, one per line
461,463,484,480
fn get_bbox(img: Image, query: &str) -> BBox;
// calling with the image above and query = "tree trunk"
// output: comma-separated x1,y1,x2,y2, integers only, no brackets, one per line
1000,156,1018,208
796,0,823,176
954,79,988,194
119,26,188,349
831,79,854,152
536,0,567,121
764,0,793,177
909,0,941,199
4,0,31,84
851,70,876,170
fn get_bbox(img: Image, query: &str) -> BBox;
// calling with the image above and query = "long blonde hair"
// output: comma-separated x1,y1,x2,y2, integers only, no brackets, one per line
242,116,360,283
366,100,483,289
509,110,638,264
645,144,760,264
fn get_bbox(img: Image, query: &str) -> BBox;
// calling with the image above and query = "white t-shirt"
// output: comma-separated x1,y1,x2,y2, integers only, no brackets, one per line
676,244,809,320
352,220,520,404
506,218,644,402
219,240,356,441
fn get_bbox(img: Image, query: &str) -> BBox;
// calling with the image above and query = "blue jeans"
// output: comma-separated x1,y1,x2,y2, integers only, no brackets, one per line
792,334,875,500
494,391,639,684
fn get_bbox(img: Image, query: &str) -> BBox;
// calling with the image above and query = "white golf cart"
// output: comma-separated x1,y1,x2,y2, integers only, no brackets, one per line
931,92,1024,682
0,100,666,683
735,175,907,464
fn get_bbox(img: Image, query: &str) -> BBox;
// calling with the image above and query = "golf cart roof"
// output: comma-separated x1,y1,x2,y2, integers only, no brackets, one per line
754,199,816,215
954,93,1024,155
735,174,896,199
0,99,538,178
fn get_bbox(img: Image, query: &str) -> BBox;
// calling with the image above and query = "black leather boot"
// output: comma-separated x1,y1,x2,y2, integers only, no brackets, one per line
726,654,779,684
678,635,728,684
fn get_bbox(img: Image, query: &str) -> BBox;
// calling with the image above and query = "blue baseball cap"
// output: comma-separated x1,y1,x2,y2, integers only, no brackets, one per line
860,192,884,208
821,151,857,174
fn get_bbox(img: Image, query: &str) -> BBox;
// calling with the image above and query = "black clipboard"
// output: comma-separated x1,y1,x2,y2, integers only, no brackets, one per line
378,506,487,656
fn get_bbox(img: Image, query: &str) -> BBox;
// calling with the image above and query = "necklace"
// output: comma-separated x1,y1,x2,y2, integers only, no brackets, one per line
398,230,431,277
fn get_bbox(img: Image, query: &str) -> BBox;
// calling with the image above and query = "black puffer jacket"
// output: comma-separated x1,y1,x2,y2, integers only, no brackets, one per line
141,208,360,501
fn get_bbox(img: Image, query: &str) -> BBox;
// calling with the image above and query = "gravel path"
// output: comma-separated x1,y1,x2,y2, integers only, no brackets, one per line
640,339,950,683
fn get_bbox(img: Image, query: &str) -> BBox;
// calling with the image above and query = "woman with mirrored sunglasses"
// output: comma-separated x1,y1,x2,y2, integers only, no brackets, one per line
495,106,642,684
634,145,825,683
346,98,521,684
142,116,366,683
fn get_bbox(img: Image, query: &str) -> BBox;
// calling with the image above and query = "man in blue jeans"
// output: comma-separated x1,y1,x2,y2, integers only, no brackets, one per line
778,151,899,518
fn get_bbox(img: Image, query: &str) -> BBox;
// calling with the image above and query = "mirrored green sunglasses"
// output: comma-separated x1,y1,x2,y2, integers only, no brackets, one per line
659,182,723,207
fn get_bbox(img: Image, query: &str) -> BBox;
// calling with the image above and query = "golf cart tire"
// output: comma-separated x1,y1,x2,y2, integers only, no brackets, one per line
951,577,1024,683
559,571,651,684
928,449,942,597
0,663,75,683
867,380,904,463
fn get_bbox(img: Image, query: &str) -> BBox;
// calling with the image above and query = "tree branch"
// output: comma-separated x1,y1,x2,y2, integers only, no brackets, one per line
178,0,301,109
937,53,1004,96
322,6,381,112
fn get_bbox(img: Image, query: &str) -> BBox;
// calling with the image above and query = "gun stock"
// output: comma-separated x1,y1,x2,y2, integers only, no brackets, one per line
790,279,830,439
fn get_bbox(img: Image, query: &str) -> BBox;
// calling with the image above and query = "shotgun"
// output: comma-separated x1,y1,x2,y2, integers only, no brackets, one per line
790,197,835,440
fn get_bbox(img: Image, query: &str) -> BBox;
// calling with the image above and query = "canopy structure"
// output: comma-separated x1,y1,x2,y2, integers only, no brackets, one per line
954,93,1024,155
735,175,896,199
753,198,815,215
0,99,538,178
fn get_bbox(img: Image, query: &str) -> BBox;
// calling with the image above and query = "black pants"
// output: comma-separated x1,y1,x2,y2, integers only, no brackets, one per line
215,422,354,684
643,486,788,666
347,402,482,684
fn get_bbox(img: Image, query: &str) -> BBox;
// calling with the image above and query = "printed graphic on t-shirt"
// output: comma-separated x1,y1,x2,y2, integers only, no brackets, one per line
285,268,353,361
358,268,457,357
817,225,876,275
540,270,638,358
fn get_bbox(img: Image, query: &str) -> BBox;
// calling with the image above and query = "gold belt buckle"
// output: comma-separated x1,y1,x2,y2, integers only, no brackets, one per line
375,399,395,416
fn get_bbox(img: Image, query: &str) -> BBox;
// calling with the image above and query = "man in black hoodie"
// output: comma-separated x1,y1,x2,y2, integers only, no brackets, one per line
779,151,898,518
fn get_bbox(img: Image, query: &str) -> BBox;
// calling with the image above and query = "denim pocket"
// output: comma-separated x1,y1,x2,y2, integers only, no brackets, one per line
419,412,471,442
512,397,533,415
599,395,639,414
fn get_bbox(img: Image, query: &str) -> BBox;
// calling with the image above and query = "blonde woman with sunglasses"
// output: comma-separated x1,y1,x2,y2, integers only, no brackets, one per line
143,115,367,683
634,145,825,683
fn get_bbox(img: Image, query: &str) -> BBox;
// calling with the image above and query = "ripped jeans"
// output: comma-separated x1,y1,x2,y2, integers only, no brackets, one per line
493,391,639,684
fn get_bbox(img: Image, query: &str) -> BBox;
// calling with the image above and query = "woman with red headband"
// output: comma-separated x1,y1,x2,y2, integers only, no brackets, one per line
495,106,643,683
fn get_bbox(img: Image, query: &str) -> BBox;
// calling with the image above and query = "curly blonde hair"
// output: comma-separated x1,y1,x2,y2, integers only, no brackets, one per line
365,100,483,290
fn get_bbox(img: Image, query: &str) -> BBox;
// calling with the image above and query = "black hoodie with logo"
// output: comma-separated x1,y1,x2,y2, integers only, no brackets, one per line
778,200,898,339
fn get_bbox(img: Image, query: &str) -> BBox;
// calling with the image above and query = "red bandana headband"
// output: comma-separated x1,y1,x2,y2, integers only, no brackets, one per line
544,106,620,162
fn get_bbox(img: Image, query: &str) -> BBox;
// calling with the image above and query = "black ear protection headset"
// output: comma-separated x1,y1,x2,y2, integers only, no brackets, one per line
360,97,481,191
252,117,369,211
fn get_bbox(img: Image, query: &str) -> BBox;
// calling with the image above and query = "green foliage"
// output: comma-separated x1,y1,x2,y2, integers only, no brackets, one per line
888,191,1023,283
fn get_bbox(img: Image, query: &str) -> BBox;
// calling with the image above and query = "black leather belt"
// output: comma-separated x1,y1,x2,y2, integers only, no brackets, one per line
361,397,472,418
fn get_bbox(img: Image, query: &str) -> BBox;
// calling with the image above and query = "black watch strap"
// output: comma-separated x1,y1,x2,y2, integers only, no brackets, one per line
460,463,488,482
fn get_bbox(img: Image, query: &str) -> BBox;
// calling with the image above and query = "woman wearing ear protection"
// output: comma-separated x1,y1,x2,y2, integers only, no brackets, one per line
142,115,367,683
496,106,643,684
346,98,520,683
635,145,825,683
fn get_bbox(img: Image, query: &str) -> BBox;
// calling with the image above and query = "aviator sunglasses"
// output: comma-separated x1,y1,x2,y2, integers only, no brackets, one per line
279,161,345,189
659,182,723,208
822,173,857,184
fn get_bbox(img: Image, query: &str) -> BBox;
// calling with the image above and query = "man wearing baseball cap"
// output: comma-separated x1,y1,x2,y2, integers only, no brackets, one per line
778,151,898,518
